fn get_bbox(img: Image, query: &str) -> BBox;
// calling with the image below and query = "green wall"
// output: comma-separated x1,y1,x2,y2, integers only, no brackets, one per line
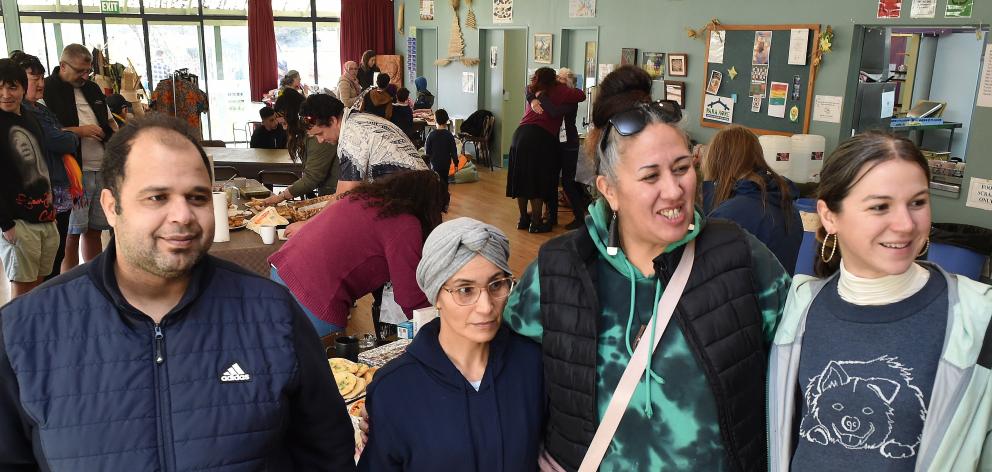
395,0,991,228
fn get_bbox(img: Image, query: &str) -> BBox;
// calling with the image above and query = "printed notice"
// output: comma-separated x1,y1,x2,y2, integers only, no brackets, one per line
881,90,895,118
965,177,992,211
768,82,789,118
910,0,936,17
708,30,725,64
789,29,809,65
703,94,734,124
978,45,992,108
813,95,843,123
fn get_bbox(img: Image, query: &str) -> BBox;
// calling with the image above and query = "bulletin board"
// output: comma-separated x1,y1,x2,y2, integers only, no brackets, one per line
700,24,821,136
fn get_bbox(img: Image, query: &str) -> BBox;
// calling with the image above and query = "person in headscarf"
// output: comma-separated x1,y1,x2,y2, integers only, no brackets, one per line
414,76,435,110
337,60,361,107
357,217,545,472
358,50,378,90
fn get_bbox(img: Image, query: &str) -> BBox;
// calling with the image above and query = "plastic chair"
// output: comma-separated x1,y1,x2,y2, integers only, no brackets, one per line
927,242,987,280
213,165,239,181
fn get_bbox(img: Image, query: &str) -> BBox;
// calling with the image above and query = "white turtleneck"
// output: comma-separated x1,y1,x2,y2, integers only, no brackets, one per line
836,260,930,306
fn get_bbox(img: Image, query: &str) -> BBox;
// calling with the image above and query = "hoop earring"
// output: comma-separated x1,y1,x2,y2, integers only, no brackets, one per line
820,233,838,263
918,238,930,257
607,210,620,256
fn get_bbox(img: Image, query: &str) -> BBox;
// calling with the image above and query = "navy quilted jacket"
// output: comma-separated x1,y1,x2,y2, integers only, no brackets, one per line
0,245,356,471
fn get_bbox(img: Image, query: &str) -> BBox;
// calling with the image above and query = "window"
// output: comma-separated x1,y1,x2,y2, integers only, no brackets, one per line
105,19,147,87
0,20,6,58
315,0,342,17
15,0,340,142
316,23,341,87
275,22,315,84
203,20,250,141
143,0,200,15
273,0,312,17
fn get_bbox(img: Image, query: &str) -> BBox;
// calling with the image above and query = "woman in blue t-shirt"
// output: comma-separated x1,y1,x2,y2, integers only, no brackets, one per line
768,131,992,471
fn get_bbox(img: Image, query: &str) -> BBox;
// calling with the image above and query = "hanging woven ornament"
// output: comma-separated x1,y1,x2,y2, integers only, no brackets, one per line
465,0,477,29
446,6,466,58
397,3,405,32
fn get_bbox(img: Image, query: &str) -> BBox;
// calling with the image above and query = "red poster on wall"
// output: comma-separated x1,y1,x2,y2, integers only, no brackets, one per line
877,0,903,18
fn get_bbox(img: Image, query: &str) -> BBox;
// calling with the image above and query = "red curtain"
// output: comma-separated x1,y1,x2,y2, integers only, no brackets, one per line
340,0,396,67
248,0,278,102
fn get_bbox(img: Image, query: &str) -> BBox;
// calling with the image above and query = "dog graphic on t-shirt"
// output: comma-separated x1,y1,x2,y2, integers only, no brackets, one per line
799,356,927,459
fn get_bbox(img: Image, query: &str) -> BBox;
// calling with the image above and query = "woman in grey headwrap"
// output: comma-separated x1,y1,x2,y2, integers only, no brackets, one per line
358,217,546,472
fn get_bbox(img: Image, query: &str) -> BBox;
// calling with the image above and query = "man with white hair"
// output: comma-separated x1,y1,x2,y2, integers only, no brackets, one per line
43,43,118,271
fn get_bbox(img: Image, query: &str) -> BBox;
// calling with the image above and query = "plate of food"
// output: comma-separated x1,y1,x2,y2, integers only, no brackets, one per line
330,358,377,403
228,214,247,230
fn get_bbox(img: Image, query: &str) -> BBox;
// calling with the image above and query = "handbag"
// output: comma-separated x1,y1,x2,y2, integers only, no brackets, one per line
574,240,696,472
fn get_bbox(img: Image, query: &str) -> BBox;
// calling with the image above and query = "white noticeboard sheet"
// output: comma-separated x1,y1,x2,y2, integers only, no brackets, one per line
978,45,992,108
966,178,992,211
881,90,895,118
813,95,843,123
788,29,809,65
708,31,725,64
911,0,937,18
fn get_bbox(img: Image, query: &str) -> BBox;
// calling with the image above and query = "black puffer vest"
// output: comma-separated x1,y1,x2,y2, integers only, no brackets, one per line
538,219,768,472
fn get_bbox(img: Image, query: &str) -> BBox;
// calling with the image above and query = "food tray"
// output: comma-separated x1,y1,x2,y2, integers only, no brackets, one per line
358,339,412,368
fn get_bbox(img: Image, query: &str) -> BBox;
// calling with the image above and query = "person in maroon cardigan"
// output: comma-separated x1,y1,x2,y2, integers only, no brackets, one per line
268,170,444,337
506,67,585,233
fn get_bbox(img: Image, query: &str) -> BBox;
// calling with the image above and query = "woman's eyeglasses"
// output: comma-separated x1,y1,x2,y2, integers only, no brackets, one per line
598,99,683,154
441,277,515,306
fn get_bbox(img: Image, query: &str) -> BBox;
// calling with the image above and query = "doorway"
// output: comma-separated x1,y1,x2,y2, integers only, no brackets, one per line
416,28,438,104
560,27,598,134
478,27,526,166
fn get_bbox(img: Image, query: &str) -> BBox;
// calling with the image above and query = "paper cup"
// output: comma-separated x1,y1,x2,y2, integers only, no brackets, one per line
277,228,287,240
260,225,277,244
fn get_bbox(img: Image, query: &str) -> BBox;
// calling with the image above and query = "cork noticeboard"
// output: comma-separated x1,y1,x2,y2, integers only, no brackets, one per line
700,24,821,136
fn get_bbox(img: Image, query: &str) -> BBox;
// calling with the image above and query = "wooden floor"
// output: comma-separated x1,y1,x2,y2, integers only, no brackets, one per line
345,167,574,336
1,168,575,335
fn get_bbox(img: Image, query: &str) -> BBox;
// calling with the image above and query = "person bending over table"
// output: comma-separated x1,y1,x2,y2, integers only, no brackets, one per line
283,104,428,238
268,170,442,337
261,94,341,206
357,218,544,472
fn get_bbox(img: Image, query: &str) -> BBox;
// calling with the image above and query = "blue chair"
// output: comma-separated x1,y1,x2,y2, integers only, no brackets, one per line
794,198,819,276
927,242,987,280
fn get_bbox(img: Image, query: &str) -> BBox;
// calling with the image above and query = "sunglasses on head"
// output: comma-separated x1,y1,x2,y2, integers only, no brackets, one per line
599,99,683,154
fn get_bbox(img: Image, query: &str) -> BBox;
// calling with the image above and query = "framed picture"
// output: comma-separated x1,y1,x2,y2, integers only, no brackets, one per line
533,33,553,64
641,52,665,79
667,53,687,77
419,0,434,20
584,41,597,82
620,48,638,66
665,80,686,109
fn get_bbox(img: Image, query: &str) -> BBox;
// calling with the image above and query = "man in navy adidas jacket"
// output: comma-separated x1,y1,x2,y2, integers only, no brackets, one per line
0,115,356,471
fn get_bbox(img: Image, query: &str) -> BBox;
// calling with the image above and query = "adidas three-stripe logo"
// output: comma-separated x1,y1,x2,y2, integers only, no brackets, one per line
220,363,251,382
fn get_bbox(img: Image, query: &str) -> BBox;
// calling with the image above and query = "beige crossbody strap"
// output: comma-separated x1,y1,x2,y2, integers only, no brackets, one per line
578,240,696,472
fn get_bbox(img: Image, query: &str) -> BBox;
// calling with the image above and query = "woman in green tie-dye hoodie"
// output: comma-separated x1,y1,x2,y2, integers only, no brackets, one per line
503,66,790,471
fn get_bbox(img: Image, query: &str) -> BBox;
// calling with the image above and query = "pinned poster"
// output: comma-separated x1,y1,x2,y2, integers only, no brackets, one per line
751,96,762,112
703,94,734,124
462,72,476,93
910,0,936,18
767,82,789,118
877,0,902,18
881,90,895,118
977,45,992,108
788,29,809,65
598,63,616,83
752,31,772,65
813,95,843,123
944,0,973,18
708,30,726,64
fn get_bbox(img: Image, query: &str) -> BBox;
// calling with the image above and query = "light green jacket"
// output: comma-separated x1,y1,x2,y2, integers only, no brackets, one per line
768,263,992,472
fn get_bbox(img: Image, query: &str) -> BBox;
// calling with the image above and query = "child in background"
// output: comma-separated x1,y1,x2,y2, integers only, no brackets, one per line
425,109,457,211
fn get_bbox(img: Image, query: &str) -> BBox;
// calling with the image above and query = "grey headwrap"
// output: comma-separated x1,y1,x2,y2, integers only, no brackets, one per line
416,218,512,305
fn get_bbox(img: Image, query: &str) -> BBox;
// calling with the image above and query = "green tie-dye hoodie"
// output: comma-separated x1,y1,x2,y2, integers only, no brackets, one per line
503,199,791,470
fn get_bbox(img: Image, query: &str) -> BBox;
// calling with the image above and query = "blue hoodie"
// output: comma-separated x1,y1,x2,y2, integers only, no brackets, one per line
358,318,545,472
702,174,803,275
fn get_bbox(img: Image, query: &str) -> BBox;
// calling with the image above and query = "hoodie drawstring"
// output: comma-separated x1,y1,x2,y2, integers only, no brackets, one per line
621,259,665,418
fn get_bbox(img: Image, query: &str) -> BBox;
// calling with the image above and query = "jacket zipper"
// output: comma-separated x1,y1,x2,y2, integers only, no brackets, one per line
152,322,169,471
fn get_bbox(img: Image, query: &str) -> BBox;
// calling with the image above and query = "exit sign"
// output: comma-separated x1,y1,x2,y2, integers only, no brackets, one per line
101,1,120,13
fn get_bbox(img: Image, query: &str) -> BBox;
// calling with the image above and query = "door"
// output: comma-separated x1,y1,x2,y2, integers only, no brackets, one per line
479,29,505,160
561,28,597,135
416,28,438,104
